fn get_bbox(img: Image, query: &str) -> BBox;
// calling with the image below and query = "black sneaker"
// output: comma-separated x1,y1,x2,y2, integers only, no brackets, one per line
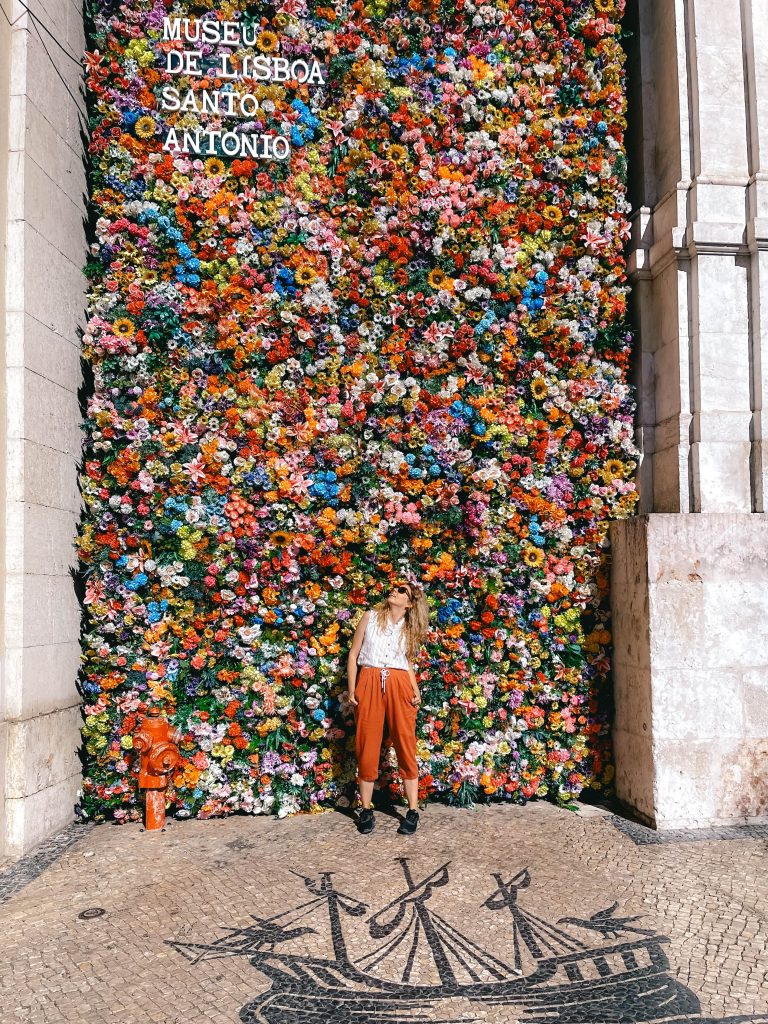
358,808,375,834
397,809,419,835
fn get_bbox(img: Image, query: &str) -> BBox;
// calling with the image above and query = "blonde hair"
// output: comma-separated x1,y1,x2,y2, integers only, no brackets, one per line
373,582,430,663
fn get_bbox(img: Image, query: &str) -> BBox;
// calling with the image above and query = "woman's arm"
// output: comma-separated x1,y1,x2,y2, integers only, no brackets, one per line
347,611,370,705
406,662,421,707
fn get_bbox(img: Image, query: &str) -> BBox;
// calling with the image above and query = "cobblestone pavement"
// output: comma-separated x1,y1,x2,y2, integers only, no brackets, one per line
2,802,768,1024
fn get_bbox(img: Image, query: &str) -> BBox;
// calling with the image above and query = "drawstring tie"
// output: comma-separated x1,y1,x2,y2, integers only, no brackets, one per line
380,668,390,695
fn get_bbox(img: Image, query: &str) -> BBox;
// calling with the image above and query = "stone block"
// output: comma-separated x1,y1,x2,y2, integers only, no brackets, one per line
753,0,768,161
5,705,81,799
65,0,86,72
650,263,689,353
715,738,768,820
699,581,768,668
4,770,80,859
611,659,652,733
23,29,85,132
8,19,29,99
697,256,749,333
691,440,752,512
24,503,78,576
697,340,751,415
694,0,749,175
22,222,87,340
653,738,723,828
20,572,80,648
9,93,88,206
651,669,745,741
24,440,81,513
4,218,25,313
23,152,88,267
653,339,684,423
4,308,24,370
696,410,753,444
3,642,81,719
5,148,25,223
24,369,82,457
611,514,768,828
693,185,750,227
612,727,656,825
24,312,82,393
640,4,682,201
742,670,768,738
651,445,687,513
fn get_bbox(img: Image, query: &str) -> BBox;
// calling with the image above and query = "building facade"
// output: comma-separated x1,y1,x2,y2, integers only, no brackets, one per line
614,0,768,827
0,0,766,858
0,0,85,858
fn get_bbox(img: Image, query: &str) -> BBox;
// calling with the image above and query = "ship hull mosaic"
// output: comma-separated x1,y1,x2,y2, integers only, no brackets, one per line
168,860,768,1024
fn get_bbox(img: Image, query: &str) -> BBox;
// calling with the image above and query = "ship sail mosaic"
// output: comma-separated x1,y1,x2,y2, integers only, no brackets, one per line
79,0,638,820
169,860,715,1024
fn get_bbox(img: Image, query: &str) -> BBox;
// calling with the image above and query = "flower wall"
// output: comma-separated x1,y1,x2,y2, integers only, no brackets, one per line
80,0,637,821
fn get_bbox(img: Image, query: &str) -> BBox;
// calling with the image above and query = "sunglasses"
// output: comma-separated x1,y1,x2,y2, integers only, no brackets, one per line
394,585,412,598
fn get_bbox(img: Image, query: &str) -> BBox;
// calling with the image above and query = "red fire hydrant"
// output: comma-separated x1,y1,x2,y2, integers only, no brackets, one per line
133,707,182,832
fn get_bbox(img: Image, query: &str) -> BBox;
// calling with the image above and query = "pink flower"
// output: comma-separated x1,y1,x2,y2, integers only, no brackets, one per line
183,454,206,483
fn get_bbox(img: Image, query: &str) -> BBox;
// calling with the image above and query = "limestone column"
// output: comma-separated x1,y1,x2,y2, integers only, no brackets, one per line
0,0,87,858
614,0,768,827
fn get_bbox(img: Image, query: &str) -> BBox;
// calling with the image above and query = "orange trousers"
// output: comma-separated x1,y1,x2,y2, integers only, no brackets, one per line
354,665,418,783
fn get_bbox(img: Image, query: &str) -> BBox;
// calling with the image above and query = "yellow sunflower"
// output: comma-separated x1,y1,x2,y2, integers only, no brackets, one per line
522,545,545,568
427,267,449,290
256,30,279,53
387,143,408,164
543,205,563,223
112,318,135,338
270,530,292,546
204,157,226,177
134,116,156,139
295,266,317,286
601,459,627,482
530,377,549,400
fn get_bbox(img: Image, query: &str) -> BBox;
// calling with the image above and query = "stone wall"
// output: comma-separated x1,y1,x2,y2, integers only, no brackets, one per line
0,0,87,859
615,0,768,827
611,514,768,828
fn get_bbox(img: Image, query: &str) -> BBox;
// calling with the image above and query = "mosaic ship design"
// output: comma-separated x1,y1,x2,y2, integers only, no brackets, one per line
168,859,762,1024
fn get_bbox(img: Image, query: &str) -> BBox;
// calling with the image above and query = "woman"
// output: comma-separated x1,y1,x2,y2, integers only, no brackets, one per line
347,581,429,835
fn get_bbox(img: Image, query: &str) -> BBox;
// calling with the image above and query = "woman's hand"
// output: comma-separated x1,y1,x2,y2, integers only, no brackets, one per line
411,690,421,707
348,689,358,707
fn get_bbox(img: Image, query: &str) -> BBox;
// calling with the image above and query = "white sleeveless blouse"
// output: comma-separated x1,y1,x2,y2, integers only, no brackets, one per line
357,612,410,670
